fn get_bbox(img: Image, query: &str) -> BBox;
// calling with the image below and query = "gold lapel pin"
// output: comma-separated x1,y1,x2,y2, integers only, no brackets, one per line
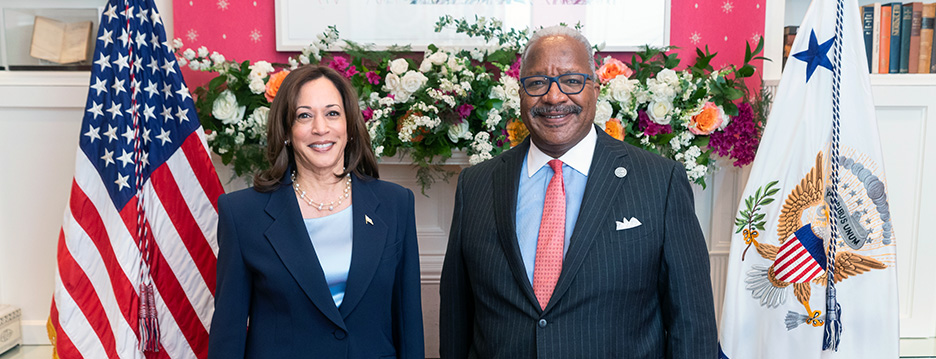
365,215,374,225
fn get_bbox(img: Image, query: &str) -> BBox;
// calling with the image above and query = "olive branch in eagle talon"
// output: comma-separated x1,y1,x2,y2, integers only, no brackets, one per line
735,180,780,261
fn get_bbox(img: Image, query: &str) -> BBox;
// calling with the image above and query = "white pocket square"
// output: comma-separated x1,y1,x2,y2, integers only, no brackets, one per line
615,217,642,230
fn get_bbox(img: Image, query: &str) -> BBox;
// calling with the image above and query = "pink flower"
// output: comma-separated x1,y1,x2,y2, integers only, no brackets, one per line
505,57,521,79
365,71,380,85
456,104,474,120
638,110,672,137
344,65,358,78
362,107,374,121
329,56,350,72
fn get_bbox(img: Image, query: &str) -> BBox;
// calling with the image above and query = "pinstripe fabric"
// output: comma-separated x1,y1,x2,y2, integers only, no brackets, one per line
440,128,717,359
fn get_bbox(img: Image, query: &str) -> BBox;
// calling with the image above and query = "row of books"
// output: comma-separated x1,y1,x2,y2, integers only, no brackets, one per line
862,2,936,74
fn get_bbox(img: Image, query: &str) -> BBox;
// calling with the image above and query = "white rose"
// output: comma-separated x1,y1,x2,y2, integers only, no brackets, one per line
594,100,613,128
646,78,675,102
657,68,679,87
447,120,471,143
489,85,506,101
389,58,409,75
446,56,464,72
182,48,196,60
384,73,401,92
607,77,637,103
249,61,274,78
249,77,266,94
248,107,270,135
428,52,448,65
212,90,246,125
401,71,428,93
419,60,433,73
197,46,209,58
647,100,673,125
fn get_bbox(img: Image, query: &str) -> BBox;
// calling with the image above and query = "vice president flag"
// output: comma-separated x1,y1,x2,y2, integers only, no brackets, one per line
49,0,223,358
719,0,898,358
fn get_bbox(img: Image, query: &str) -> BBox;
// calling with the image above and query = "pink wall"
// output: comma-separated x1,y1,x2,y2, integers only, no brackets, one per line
173,0,764,91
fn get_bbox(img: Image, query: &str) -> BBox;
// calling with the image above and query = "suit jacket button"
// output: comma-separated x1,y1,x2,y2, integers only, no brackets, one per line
538,319,547,328
334,330,347,340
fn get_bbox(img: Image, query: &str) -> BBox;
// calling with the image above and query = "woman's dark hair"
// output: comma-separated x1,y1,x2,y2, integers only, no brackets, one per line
253,65,379,192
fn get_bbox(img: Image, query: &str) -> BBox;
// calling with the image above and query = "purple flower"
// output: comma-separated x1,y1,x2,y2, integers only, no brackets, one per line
456,104,474,120
708,103,760,167
365,71,380,85
638,110,672,137
344,65,358,78
329,56,350,72
362,107,374,121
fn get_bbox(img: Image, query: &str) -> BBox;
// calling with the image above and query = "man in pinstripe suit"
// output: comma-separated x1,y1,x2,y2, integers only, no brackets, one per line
440,26,717,358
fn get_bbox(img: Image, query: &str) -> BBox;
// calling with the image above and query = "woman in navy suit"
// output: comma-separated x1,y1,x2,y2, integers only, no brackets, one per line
207,65,424,359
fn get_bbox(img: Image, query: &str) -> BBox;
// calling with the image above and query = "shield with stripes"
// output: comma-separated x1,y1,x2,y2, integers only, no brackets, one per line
773,224,827,283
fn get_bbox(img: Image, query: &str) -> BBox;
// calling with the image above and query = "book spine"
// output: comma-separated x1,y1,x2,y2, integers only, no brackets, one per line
881,5,892,73
900,4,913,73
864,5,875,73
920,3,935,73
890,3,902,73
908,2,922,73
873,3,881,73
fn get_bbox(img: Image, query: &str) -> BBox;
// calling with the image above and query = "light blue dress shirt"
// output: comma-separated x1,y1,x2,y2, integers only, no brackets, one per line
302,205,353,308
516,127,596,286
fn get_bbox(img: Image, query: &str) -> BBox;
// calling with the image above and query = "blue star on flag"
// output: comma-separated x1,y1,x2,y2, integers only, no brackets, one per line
792,29,834,83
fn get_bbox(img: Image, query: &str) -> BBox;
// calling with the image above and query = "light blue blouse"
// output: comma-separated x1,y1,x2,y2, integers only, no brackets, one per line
302,205,353,308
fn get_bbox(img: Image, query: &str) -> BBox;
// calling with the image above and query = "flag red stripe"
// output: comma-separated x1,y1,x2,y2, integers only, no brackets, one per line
781,247,820,283
149,164,217,293
776,246,810,281
180,133,224,210
118,197,210,358
68,179,141,333
56,229,121,359
50,298,85,359
788,259,822,283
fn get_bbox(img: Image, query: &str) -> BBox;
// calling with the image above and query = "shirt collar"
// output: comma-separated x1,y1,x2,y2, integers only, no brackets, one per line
526,126,596,178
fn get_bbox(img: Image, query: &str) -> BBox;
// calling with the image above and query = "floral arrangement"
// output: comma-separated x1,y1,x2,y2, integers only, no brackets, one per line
176,17,768,191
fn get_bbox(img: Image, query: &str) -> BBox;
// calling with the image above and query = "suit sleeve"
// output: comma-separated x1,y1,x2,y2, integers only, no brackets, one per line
659,163,718,358
393,188,425,359
439,172,474,359
207,195,251,359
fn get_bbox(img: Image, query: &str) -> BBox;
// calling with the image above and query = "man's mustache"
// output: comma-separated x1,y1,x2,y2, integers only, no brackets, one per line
529,104,583,118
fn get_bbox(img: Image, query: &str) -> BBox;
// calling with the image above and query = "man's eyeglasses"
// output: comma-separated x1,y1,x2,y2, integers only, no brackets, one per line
519,73,593,97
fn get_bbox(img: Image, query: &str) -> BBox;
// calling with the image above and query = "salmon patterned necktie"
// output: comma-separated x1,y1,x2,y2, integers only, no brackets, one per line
533,159,565,310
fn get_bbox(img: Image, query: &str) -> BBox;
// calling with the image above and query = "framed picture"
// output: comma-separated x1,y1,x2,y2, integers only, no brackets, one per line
275,0,670,52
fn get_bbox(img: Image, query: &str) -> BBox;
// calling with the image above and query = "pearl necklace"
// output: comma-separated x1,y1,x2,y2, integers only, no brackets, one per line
291,171,351,211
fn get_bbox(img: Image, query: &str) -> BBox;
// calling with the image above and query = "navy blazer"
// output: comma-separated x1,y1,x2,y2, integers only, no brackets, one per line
208,173,424,359
440,130,717,358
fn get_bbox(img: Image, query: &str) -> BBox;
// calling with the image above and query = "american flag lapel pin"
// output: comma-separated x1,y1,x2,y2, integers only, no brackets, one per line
365,215,373,226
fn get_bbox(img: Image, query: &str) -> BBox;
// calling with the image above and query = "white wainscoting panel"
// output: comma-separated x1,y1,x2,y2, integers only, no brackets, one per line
872,82,936,338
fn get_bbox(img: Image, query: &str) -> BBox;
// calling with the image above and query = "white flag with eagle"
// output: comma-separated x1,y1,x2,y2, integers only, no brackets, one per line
718,0,899,357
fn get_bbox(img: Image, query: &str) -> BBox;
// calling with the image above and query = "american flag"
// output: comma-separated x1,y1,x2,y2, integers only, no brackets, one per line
773,224,827,283
49,0,223,358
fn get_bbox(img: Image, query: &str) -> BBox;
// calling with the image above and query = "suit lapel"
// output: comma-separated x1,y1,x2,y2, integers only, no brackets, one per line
264,180,346,330
545,131,630,314
339,175,387,318
492,139,541,310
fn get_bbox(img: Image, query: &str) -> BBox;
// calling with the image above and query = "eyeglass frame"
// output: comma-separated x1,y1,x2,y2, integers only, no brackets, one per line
518,73,595,97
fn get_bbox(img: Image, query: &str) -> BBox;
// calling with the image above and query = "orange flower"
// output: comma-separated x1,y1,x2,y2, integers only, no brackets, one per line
689,102,725,135
604,118,625,140
265,70,290,102
506,118,529,147
596,58,633,84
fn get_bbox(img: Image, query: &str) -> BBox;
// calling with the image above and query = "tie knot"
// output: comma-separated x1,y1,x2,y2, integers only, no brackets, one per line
548,159,563,173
